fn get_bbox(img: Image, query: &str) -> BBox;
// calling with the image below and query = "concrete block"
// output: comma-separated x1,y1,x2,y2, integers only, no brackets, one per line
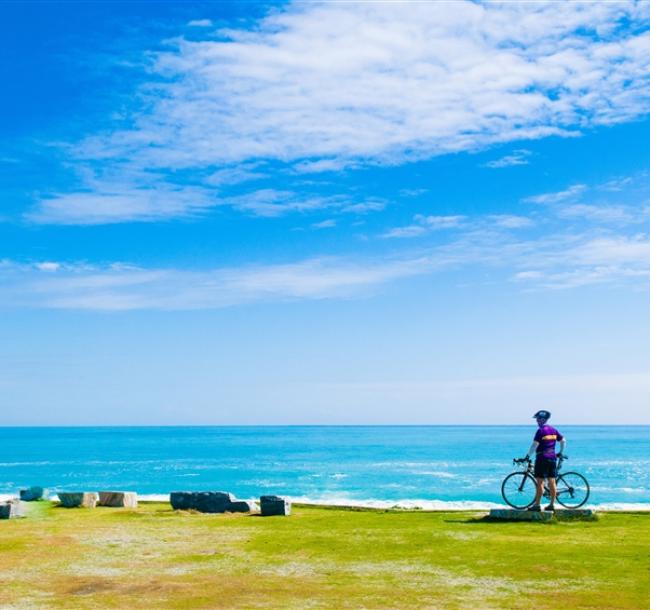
227,500,259,513
0,499,25,519
554,509,596,520
260,495,291,516
488,508,596,521
98,491,138,508
20,487,47,502
170,491,234,513
489,509,553,521
58,492,99,508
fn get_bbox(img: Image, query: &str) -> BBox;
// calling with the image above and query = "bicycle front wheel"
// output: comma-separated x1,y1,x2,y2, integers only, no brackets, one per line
501,472,537,509
556,472,590,508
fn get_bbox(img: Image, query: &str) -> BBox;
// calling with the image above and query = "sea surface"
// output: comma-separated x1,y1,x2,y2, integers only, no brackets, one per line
1,426,648,509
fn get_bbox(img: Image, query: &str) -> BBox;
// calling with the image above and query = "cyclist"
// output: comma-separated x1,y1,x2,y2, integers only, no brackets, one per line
521,410,566,511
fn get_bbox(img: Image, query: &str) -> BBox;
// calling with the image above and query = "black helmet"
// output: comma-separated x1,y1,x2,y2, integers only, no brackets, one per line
533,410,551,420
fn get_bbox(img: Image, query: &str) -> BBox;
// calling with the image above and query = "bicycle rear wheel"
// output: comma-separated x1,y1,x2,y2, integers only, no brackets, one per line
556,472,590,508
501,472,537,509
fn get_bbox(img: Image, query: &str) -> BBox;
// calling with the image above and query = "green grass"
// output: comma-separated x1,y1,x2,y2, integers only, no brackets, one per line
0,502,648,609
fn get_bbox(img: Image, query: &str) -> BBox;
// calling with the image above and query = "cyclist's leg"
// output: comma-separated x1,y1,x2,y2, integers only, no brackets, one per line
548,477,557,504
534,477,544,506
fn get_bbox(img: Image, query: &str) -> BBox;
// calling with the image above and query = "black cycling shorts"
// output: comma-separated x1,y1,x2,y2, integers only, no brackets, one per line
534,457,557,479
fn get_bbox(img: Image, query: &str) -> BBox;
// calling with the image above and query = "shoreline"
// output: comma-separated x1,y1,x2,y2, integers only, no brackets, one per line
2,492,649,512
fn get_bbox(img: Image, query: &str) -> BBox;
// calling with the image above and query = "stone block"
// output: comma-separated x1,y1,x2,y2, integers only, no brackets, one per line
554,509,596,520
20,487,47,502
0,499,25,519
98,491,138,508
227,500,259,513
488,509,553,521
488,508,596,522
58,492,99,508
170,491,235,513
260,495,291,516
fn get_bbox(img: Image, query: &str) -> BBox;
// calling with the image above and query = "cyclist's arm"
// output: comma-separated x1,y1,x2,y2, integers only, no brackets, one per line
525,441,538,458
559,437,567,455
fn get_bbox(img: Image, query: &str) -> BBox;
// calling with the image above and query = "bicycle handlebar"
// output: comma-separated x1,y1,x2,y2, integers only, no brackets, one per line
512,455,568,465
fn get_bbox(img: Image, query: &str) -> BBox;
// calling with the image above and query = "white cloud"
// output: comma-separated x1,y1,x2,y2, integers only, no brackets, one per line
382,214,466,238
511,234,650,289
292,159,351,174
187,19,213,28
28,182,213,225
381,225,428,239
524,184,587,205
0,257,432,311
221,189,366,217
312,219,336,229
30,1,650,224
205,164,266,186
558,204,633,224
6,228,650,309
490,215,534,229
126,2,648,169
483,149,532,169
34,262,61,272
341,200,386,214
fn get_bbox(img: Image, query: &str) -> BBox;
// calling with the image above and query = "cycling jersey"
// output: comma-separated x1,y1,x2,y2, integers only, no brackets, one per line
534,424,563,459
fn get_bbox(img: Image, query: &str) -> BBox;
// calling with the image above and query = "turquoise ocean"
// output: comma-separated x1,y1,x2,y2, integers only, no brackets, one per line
1,426,648,509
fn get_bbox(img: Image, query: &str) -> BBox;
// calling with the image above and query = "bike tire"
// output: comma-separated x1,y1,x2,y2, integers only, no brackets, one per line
501,471,537,509
555,472,590,508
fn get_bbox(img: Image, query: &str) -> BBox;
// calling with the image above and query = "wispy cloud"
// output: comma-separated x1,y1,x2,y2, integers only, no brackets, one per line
219,189,386,218
27,1,650,224
557,204,634,224
483,149,532,169
311,219,336,229
513,235,650,289
187,19,213,28
27,183,214,225
130,2,650,168
0,257,433,311
5,225,650,309
489,215,534,229
524,184,587,205
382,214,465,239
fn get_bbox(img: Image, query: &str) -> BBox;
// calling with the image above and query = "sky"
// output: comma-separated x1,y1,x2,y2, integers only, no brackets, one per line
1,0,650,425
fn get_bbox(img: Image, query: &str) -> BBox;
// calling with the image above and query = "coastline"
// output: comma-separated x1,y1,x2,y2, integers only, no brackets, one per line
3,492,649,511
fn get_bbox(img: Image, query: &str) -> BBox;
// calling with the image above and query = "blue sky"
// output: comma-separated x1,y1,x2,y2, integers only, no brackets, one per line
2,1,650,424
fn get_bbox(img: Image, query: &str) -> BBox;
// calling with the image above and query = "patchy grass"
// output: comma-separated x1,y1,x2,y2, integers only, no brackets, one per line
0,503,648,609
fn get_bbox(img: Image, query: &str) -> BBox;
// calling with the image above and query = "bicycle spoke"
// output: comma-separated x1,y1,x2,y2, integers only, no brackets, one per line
501,472,537,509
556,472,590,508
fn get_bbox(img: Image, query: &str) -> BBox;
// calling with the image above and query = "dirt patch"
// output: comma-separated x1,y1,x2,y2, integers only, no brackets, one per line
66,577,116,595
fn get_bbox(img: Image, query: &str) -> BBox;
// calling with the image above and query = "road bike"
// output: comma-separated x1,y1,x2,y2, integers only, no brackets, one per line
501,455,590,509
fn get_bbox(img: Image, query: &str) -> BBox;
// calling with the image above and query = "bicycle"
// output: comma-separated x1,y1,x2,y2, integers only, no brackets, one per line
501,455,590,509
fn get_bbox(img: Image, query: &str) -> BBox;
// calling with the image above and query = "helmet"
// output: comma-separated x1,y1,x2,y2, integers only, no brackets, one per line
533,410,551,420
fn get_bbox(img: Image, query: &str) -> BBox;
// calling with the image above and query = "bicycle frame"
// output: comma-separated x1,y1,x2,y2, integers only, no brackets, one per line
512,456,576,502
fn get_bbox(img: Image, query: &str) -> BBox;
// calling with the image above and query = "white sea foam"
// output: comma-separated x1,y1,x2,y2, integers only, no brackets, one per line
413,471,458,479
3,492,649,511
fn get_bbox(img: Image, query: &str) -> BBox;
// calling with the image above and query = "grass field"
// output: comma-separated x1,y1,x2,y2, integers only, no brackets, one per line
0,502,648,609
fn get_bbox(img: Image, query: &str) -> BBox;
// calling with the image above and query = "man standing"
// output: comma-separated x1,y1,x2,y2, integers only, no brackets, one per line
523,410,566,511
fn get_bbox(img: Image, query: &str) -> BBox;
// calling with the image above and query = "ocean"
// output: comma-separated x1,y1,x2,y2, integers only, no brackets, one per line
1,426,648,509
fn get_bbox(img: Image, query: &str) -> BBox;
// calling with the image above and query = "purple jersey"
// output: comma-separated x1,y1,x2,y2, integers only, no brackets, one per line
534,425,564,459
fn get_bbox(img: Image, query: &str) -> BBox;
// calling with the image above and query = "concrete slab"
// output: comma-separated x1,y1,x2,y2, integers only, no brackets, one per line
554,509,597,520
0,499,25,519
58,492,99,508
98,491,138,508
489,509,553,521
488,508,596,521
